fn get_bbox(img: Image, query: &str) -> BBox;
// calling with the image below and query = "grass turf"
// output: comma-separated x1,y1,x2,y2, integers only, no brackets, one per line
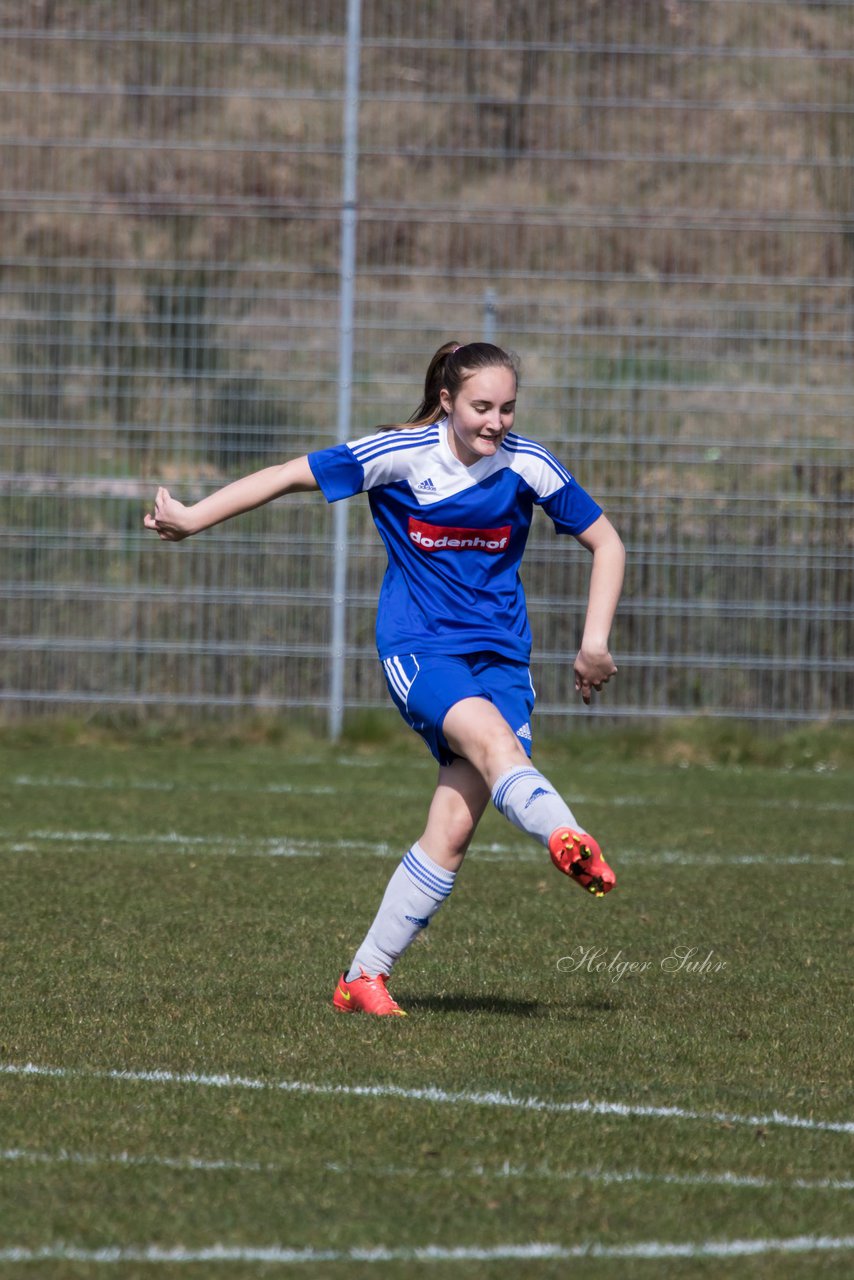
0,725,851,1278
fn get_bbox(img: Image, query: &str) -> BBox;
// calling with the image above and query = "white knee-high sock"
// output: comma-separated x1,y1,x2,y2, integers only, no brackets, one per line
346,842,456,981
491,766,581,848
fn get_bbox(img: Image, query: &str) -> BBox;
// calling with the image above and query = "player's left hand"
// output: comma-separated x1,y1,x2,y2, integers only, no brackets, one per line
573,646,617,705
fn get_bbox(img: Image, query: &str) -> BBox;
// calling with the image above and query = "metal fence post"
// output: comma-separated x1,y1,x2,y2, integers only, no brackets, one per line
483,288,497,344
329,0,362,741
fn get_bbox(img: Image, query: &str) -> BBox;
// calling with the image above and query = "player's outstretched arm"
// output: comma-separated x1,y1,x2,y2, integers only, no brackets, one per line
572,514,626,704
143,455,319,541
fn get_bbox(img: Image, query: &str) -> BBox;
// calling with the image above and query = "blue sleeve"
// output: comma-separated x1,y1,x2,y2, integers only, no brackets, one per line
539,478,603,536
308,443,365,503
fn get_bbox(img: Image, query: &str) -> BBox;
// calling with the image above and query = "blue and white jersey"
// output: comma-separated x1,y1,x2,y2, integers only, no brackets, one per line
307,418,602,662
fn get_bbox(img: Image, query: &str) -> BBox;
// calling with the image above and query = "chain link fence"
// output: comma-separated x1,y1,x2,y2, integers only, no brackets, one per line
1,0,852,727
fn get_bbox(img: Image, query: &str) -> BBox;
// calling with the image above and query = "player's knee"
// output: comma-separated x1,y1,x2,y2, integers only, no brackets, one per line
419,824,475,867
446,810,478,857
421,799,478,862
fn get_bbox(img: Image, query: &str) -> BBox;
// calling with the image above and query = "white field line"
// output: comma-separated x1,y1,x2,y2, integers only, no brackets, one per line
2,1061,852,1136
1,1236,853,1264
2,828,847,867
0,1146,267,1174
11,774,337,796
10,773,854,812
608,795,854,812
3,830,396,861
3,1146,852,1193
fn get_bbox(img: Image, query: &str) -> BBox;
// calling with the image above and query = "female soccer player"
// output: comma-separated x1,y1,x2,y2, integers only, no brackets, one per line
145,341,625,1017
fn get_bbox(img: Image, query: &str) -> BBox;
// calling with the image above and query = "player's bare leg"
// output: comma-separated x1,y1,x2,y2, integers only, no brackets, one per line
334,759,489,1014
417,757,491,871
442,697,528,787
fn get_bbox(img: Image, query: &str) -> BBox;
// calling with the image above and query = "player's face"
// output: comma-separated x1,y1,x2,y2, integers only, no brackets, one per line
441,366,517,467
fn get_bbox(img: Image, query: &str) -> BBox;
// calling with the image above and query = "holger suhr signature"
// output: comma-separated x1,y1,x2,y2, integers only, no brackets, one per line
557,945,727,983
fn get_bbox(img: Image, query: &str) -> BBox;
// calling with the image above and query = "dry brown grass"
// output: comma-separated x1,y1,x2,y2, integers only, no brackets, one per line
0,1,848,255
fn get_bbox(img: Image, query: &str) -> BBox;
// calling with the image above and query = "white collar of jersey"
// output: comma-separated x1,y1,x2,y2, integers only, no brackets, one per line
406,417,509,506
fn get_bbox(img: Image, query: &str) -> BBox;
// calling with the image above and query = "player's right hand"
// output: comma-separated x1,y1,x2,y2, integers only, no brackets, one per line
143,486,194,541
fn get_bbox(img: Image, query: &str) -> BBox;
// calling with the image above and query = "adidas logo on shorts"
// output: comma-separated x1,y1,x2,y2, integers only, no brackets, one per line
516,722,532,740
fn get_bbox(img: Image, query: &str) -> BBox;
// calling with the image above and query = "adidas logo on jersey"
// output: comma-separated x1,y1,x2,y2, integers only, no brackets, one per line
516,722,532,741
415,477,437,492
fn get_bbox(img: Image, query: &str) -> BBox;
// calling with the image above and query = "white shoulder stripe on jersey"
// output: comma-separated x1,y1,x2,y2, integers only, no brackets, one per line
501,434,573,486
352,424,439,453
350,426,440,464
501,433,572,476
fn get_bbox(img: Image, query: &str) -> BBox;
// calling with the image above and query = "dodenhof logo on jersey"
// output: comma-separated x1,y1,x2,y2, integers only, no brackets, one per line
407,517,512,553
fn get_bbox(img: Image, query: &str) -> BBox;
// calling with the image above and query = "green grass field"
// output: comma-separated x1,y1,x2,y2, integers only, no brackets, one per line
0,723,852,1278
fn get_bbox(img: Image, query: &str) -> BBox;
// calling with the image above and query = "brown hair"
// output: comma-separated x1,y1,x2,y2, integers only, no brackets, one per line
379,341,520,431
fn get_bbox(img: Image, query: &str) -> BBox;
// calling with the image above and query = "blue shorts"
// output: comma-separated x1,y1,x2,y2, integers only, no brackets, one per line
381,651,536,766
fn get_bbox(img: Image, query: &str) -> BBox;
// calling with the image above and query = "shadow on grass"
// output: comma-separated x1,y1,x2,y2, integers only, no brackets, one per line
400,991,619,1017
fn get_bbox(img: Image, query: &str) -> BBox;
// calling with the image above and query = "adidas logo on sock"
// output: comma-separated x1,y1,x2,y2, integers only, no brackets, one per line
416,477,437,492
524,786,551,810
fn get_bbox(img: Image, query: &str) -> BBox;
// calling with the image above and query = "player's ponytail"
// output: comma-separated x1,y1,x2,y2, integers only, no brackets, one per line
377,341,520,432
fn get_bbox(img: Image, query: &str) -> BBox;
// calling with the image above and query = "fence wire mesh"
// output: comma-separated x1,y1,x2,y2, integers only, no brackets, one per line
1,1,852,726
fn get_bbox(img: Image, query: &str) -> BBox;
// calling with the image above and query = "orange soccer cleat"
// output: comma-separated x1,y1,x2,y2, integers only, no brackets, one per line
332,967,408,1017
548,827,616,897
